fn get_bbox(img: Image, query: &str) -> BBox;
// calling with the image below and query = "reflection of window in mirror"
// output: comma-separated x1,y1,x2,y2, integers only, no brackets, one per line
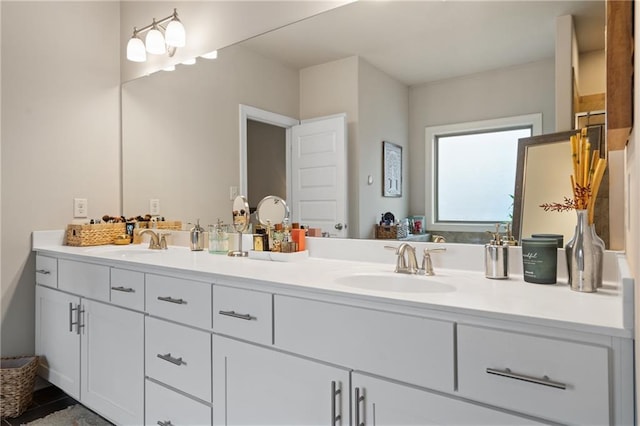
426,114,542,232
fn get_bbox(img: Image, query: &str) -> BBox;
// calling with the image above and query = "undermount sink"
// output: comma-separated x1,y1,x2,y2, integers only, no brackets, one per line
334,272,456,294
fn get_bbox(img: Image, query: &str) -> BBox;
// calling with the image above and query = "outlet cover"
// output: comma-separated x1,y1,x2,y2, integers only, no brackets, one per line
74,198,88,218
229,186,238,200
150,199,160,215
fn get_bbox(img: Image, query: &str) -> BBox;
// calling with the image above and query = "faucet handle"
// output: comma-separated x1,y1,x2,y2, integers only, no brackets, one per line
159,233,171,249
420,247,446,276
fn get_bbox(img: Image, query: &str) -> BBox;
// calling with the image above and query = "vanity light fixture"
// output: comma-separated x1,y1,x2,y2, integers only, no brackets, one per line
126,8,186,63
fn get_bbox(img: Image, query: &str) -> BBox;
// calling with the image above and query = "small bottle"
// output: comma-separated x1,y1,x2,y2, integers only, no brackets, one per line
484,223,509,279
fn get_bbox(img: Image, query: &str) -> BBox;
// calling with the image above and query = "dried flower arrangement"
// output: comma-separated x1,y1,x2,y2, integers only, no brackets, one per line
539,128,607,224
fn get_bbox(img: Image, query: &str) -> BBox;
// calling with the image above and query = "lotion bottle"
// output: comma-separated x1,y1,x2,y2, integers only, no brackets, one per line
484,223,509,279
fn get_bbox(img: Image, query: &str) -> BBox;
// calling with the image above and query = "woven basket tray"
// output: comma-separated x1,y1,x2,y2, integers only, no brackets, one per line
0,356,39,418
66,223,126,246
138,221,182,231
375,224,397,239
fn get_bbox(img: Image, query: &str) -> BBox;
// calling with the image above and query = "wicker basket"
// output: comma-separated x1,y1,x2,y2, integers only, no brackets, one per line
138,221,182,231
66,223,126,246
0,356,39,418
375,224,398,239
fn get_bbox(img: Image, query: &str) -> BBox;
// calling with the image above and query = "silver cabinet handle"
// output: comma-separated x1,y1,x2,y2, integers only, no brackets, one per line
68,302,76,333
111,286,135,293
218,310,254,321
69,303,84,335
157,421,173,426
157,353,184,366
354,387,364,426
331,381,341,425
157,296,186,304
36,269,51,275
486,367,567,390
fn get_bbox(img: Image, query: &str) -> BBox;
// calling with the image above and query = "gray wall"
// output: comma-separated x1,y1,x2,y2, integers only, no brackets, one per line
1,2,121,356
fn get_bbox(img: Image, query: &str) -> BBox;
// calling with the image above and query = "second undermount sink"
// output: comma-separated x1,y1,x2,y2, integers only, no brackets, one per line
334,272,456,294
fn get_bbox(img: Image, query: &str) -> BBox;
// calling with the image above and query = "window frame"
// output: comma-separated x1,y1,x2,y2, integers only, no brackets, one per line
425,113,542,232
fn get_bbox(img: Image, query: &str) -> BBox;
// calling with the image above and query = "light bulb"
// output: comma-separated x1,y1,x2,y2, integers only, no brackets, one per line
126,36,146,62
200,50,218,60
165,19,186,48
145,23,166,55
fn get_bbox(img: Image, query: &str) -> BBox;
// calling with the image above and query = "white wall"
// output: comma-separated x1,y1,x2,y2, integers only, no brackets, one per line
120,1,347,82
122,43,299,227
1,2,121,356
358,59,409,239
408,58,556,216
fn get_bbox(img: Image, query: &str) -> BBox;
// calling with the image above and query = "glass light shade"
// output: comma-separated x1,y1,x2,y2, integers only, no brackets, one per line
165,20,186,47
146,28,166,54
126,37,146,62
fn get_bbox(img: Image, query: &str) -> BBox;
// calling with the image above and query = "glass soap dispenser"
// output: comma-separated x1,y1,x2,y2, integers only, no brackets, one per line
484,223,509,279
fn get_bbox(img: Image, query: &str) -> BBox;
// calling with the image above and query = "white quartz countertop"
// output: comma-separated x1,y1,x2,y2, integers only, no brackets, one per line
33,231,634,339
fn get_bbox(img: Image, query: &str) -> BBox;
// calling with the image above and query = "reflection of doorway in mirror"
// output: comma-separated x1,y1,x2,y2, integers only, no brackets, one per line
383,141,402,197
247,120,287,209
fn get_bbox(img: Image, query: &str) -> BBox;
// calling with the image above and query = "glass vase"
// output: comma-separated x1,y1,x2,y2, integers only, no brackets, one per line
565,209,604,292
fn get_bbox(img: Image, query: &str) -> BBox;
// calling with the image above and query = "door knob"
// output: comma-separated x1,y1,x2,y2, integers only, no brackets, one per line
334,223,346,230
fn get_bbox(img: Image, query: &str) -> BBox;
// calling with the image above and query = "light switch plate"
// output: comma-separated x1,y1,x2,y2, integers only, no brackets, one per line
73,198,88,218
229,186,238,200
150,199,160,216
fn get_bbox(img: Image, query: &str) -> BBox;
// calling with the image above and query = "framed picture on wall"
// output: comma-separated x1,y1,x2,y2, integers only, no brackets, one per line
382,141,402,197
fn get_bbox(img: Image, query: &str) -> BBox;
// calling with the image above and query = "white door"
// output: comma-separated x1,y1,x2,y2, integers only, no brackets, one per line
291,114,347,238
81,300,144,425
35,285,81,399
353,373,544,426
213,335,350,426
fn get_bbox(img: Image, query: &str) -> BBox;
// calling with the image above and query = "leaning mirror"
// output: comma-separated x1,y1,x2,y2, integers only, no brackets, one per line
513,125,608,247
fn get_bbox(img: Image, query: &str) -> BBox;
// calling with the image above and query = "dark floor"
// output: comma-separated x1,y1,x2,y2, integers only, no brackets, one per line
1,385,110,426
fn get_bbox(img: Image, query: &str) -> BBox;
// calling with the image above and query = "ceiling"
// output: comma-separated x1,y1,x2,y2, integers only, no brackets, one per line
240,0,606,86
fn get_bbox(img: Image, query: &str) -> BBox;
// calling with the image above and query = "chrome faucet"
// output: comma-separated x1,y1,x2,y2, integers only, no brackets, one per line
386,243,419,274
421,247,447,275
139,229,169,250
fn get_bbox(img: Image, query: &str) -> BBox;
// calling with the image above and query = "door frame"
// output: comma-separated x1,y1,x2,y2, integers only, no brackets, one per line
239,105,299,204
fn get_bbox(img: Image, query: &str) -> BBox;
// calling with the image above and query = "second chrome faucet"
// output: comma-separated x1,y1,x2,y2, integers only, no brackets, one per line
385,243,446,275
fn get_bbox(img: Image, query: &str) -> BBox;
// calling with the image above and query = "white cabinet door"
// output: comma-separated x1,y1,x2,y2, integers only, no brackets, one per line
213,335,350,426
81,300,144,425
35,285,81,400
353,373,545,426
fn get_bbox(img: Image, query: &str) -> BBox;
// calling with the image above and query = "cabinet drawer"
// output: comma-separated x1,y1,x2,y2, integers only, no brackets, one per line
36,255,58,288
146,317,212,402
274,295,454,392
145,274,212,329
457,324,610,425
213,285,272,345
145,379,211,426
110,268,144,311
58,259,109,301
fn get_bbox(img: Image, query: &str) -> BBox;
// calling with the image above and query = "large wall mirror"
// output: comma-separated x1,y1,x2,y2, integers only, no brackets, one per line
121,1,607,242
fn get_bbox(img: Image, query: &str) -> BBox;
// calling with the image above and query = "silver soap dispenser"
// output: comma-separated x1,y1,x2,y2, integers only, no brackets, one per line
484,223,509,279
190,219,205,251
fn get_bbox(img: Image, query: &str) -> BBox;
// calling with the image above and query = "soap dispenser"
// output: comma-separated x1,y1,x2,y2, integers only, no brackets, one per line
484,223,509,279
190,219,205,251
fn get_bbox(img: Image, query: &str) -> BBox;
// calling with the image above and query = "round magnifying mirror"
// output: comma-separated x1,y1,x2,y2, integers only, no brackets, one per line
256,195,289,226
229,195,250,257
231,195,250,233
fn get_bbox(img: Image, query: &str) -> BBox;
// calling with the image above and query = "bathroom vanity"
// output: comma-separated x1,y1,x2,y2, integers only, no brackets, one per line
32,231,634,425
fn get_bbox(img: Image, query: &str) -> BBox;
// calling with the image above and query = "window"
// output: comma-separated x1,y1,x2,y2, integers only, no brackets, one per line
425,114,542,232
